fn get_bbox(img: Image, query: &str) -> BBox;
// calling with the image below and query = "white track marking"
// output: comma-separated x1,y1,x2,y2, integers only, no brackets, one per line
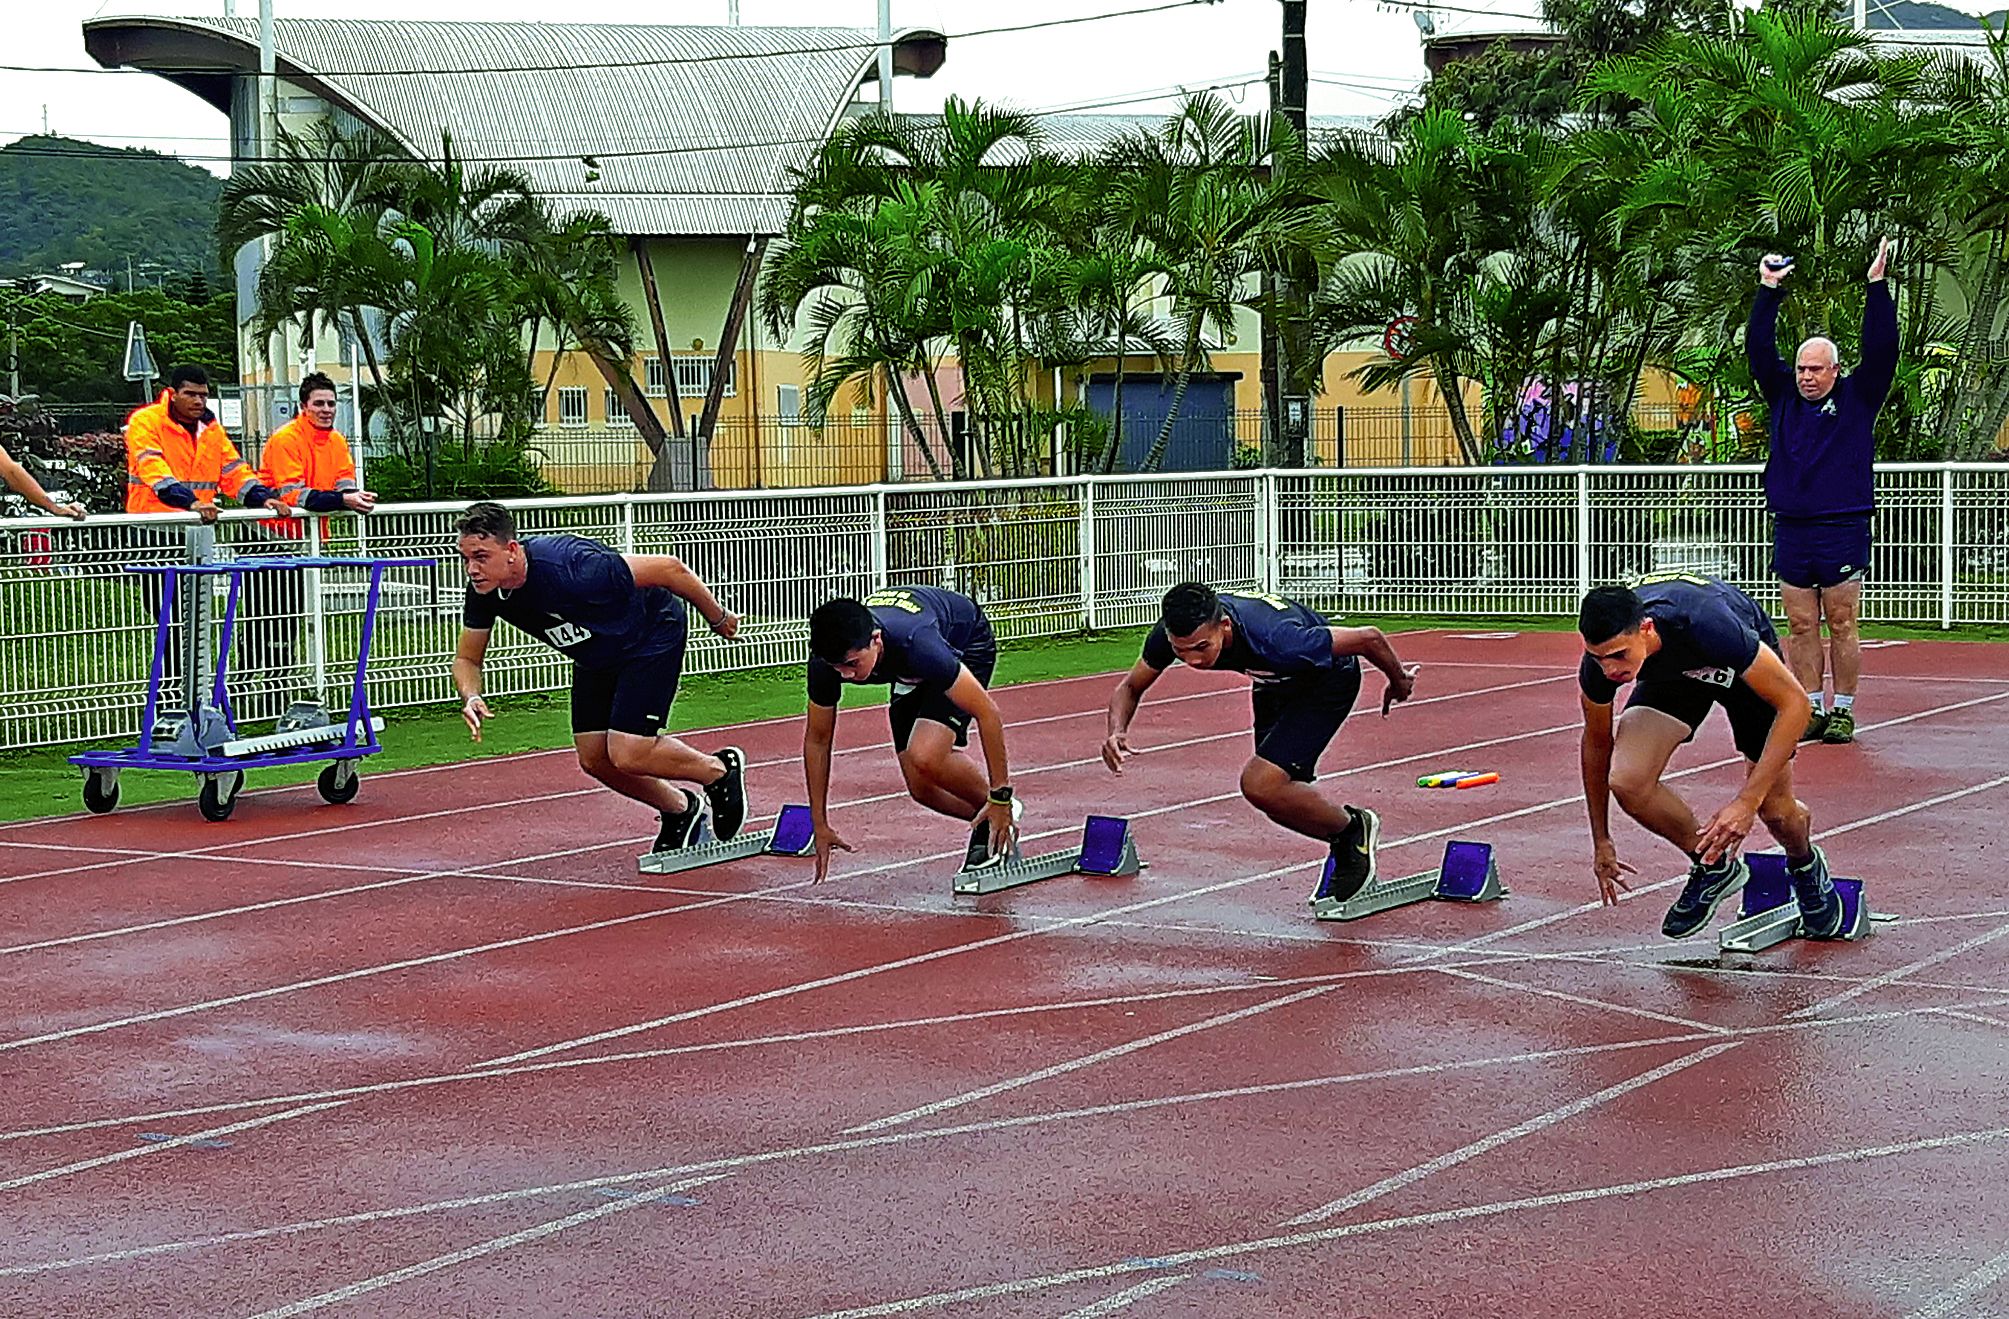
1056,1275,1193,1318
843,983,1346,1134
13,1000,2003,1280
241,1174,731,1319
1431,966,1733,1034
0,1102,346,1195
1280,1043,1740,1224
800,1126,2009,1317
1904,1247,2009,1319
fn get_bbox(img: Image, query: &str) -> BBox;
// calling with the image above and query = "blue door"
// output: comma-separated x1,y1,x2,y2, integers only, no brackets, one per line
1086,375,1236,472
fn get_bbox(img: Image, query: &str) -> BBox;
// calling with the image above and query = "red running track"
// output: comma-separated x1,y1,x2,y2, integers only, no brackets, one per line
1,630,2007,1317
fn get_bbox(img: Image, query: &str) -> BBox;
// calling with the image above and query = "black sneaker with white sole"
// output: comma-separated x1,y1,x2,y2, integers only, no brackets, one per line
704,747,747,841
1789,845,1846,939
1661,853,1748,939
962,798,1025,871
1317,806,1381,903
652,790,711,853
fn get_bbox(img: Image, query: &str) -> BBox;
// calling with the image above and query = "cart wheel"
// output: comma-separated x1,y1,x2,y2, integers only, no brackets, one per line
317,760,361,805
82,769,120,815
198,770,244,823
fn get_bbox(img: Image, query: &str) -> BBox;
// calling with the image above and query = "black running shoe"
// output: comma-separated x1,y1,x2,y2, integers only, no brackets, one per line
652,790,710,853
961,798,1023,871
1789,846,1846,939
1800,710,1829,743
1661,854,1748,939
1318,806,1381,903
704,747,747,841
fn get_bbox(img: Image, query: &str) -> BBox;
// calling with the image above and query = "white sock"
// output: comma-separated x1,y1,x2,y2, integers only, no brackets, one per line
1809,692,1827,715
1834,694,1855,713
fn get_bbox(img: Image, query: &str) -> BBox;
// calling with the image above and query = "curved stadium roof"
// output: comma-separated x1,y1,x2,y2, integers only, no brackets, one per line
82,16,947,237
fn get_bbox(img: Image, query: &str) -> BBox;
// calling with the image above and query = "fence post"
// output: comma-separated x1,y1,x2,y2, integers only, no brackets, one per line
1260,470,1279,593
1574,467,1592,598
1941,465,1955,630
1079,478,1097,631
871,487,889,591
620,496,636,555
306,516,327,702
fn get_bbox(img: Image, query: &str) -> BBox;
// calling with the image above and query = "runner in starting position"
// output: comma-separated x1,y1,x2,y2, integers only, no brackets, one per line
1103,582,1418,902
452,501,746,854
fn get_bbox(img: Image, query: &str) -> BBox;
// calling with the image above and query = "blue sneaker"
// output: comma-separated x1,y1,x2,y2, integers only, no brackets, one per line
1662,854,1749,939
1789,846,1846,939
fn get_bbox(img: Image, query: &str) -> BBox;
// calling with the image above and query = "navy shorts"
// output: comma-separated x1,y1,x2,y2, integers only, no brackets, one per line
570,608,689,738
890,643,997,754
1773,516,1871,590
1251,658,1363,783
1625,635,1787,764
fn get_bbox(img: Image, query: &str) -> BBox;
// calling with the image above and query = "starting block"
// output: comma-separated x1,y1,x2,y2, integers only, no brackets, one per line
638,803,816,876
1311,839,1506,921
1717,853,1884,953
953,815,1143,896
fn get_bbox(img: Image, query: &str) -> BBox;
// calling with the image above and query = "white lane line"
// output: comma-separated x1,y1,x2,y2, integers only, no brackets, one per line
1904,1245,2009,1319
0,1102,347,1195
800,1125,2009,1317
1431,966,1734,1034
240,1173,731,1319
842,983,1344,1134
1056,1274,1193,1318
9,994,2006,1280
1280,1043,1740,1225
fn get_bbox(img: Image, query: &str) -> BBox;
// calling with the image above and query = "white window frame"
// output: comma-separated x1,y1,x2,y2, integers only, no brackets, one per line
605,388,635,428
557,386,588,429
673,354,736,399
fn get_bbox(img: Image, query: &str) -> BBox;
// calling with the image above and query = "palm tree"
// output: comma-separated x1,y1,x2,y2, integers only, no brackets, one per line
1104,94,1280,472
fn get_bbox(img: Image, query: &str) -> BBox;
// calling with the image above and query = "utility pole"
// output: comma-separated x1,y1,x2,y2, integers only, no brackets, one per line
878,0,895,111
1262,0,1311,467
8,311,19,398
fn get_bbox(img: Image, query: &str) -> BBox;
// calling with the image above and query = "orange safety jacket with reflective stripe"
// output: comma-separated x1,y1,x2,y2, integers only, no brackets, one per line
257,416,359,540
123,392,260,514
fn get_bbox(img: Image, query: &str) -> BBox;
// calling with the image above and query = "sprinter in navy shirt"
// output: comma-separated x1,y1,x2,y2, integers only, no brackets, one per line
1103,582,1418,905
453,501,746,854
804,586,1017,879
1746,239,1897,744
1577,574,1846,941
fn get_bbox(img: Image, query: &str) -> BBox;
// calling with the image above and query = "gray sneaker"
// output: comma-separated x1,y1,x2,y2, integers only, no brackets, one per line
1789,846,1846,939
1662,853,1750,939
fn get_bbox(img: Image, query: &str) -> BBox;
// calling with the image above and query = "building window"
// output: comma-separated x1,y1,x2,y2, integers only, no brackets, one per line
644,356,666,398
776,384,802,426
558,387,588,428
606,389,635,428
673,355,735,399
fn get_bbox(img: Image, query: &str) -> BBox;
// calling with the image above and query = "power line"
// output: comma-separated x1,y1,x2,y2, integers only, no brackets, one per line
0,2,1218,79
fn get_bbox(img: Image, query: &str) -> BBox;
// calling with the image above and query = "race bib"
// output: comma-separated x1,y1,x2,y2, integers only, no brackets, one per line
1683,666,1736,688
544,620,593,649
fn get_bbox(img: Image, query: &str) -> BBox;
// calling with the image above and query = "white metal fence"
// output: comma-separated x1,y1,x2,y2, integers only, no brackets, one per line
0,463,2003,751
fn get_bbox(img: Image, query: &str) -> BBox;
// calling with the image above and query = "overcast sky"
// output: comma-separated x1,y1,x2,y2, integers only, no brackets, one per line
5,0,1471,176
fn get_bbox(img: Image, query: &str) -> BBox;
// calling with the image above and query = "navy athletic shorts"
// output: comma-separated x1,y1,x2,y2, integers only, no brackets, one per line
1773,515,1871,591
1251,658,1363,783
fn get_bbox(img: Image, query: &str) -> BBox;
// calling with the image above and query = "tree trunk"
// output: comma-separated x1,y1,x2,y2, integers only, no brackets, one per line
1142,319,1203,473
1434,360,1482,466
919,360,964,481
882,361,946,482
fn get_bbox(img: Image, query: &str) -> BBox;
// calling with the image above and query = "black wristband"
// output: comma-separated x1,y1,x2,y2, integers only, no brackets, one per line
988,785,1013,804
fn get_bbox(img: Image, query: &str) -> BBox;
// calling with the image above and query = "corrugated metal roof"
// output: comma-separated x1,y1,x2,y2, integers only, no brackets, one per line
85,16,940,236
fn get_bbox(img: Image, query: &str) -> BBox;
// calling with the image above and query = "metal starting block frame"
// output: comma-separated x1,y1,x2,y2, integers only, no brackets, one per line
1717,853,1883,953
1311,839,1505,921
639,803,816,876
954,815,1143,896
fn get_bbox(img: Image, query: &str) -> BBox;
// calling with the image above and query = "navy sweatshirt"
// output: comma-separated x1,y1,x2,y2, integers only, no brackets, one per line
1746,281,1896,520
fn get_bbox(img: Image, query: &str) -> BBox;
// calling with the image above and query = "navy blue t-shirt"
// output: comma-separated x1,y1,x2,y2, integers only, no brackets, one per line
1578,575,1774,704
1747,282,1895,520
806,586,993,707
1141,591,1347,683
462,535,685,668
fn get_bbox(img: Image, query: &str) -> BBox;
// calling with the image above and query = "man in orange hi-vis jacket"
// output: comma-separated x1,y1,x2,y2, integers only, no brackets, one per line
246,372,380,702
125,364,291,698
124,365,289,520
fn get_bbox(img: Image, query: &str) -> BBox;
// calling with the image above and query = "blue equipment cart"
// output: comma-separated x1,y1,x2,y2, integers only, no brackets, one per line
70,552,434,821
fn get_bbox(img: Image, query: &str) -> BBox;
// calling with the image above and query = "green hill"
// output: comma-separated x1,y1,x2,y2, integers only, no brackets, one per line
0,135,223,280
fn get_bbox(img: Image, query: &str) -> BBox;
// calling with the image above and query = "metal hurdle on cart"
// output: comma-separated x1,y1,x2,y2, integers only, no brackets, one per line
69,531,433,821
